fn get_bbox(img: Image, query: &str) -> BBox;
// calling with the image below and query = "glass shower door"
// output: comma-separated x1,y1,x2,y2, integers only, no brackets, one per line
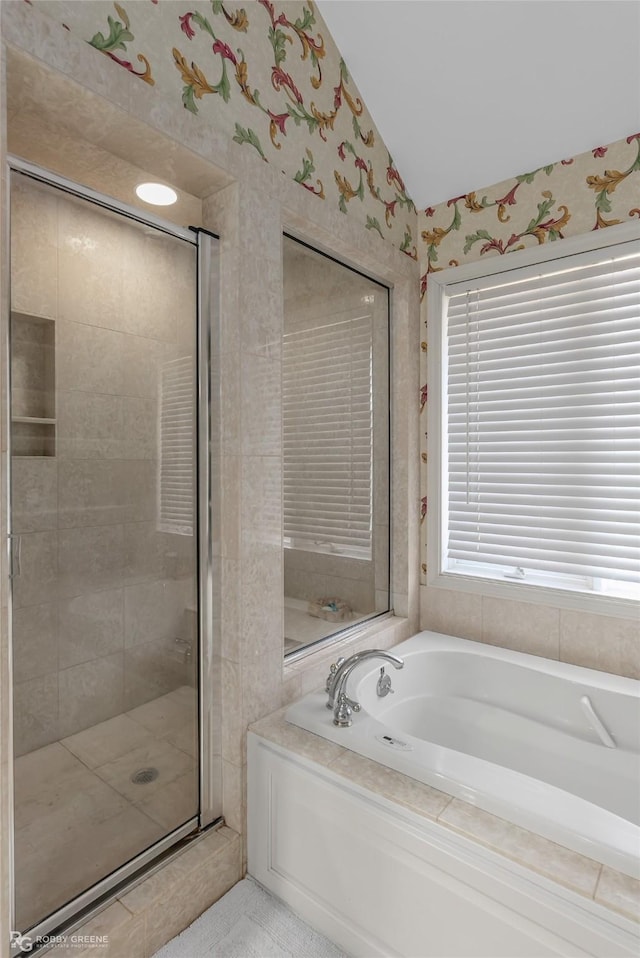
9,168,209,935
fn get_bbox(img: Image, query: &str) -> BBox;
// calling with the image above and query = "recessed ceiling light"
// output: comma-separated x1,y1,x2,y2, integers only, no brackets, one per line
135,182,178,206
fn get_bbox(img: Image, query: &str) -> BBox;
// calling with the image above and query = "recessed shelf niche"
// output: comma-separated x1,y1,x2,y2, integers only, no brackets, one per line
11,312,56,457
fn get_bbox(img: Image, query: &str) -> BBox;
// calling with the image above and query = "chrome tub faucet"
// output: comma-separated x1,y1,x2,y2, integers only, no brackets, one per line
325,649,404,727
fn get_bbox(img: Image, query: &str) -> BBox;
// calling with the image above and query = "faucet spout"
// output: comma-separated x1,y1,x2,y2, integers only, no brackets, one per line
325,649,404,727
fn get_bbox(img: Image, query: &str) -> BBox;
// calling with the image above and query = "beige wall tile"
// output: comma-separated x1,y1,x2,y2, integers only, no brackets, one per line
12,601,58,683
123,522,165,583
11,458,57,532
219,455,241,559
56,320,125,395
220,351,242,456
242,650,284,728
420,585,482,641
284,567,328,604
220,558,241,663
58,524,124,597
240,353,281,457
121,230,194,344
13,671,59,756
58,459,130,528
10,174,57,319
560,610,640,679
57,194,125,332
238,189,280,263
58,588,124,669
58,651,124,739
121,397,157,460
124,641,191,710
240,545,283,659
11,529,58,609
222,759,245,835
240,455,282,552
239,255,283,358
481,596,560,659
57,391,123,460
124,579,192,648
121,336,169,400
221,657,243,765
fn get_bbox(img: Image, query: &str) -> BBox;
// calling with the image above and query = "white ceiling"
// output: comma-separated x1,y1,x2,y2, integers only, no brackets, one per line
316,0,640,209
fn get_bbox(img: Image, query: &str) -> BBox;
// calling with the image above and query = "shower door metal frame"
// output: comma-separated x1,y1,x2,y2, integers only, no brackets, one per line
5,156,221,945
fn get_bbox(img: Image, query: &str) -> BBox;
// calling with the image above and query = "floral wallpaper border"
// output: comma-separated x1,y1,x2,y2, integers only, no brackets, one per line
418,132,640,580
26,0,417,255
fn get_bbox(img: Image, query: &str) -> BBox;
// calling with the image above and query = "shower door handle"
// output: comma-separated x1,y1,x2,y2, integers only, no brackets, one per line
9,535,21,578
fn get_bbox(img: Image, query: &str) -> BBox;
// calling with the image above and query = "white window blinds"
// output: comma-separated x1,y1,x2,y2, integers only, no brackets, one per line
444,239,640,599
283,314,373,558
158,355,194,536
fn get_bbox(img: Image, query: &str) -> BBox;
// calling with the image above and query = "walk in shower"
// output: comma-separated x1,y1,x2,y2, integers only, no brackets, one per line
8,162,221,939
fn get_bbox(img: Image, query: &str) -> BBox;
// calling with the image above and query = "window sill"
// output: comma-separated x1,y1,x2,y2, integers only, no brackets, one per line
284,612,410,673
426,570,639,621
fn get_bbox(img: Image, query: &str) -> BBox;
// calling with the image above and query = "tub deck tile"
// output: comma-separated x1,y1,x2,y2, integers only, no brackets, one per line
249,708,348,767
328,750,452,821
250,709,638,924
437,798,602,898
595,866,640,922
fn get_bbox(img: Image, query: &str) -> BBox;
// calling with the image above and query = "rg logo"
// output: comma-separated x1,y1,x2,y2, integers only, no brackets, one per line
10,931,33,952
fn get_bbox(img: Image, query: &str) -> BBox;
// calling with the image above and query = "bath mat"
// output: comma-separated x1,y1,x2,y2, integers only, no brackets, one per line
153,876,348,958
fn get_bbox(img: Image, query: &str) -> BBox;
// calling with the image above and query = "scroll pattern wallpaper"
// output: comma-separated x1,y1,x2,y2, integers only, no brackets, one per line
418,133,640,580
27,0,417,254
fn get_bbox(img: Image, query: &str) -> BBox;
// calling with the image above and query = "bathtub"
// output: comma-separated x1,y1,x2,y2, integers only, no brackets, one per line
286,631,640,879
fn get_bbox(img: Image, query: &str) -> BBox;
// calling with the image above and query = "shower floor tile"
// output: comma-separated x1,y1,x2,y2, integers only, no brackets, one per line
127,686,196,737
13,686,197,933
134,770,198,830
93,739,194,803
62,713,156,768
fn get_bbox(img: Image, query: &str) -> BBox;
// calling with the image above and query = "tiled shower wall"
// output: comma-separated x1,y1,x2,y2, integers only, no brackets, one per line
10,176,198,755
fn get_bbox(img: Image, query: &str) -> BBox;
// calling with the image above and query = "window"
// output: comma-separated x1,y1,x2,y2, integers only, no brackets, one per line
158,355,194,536
282,312,373,559
428,226,640,609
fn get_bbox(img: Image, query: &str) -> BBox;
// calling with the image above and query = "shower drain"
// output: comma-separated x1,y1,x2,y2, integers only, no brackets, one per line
130,767,159,785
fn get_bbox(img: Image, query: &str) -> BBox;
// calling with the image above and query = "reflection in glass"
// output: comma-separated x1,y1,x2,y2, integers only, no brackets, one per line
283,236,390,655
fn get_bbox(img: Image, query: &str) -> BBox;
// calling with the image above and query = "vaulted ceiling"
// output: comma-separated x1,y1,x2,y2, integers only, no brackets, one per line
316,0,640,208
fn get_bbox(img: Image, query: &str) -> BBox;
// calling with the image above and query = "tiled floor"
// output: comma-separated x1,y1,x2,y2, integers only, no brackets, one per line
14,686,198,932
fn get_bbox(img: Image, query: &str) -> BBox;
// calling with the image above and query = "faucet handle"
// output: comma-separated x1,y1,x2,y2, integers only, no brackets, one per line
376,666,394,698
324,657,345,693
333,691,359,727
